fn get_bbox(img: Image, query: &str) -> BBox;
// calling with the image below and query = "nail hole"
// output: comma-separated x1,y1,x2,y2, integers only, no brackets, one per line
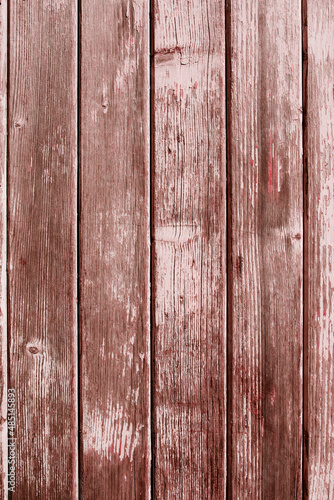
102,99,109,113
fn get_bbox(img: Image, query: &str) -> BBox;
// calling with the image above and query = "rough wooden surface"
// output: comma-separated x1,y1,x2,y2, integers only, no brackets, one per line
227,0,303,497
0,1,6,497
305,1,334,497
152,0,226,497
3,1,334,497
8,0,78,497
79,1,150,498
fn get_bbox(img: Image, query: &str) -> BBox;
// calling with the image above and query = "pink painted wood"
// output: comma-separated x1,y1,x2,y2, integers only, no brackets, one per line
8,0,78,496
0,1,6,497
227,0,303,497
305,1,334,496
152,0,227,498
1,0,334,497
79,0,151,497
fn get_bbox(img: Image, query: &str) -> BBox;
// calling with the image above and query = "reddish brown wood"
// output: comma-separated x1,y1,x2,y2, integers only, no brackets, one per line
4,1,334,496
0,1,6,497
8,1,78,497
79,1,150,498
152,0,226,498
227,1,303,498
305,2,334,497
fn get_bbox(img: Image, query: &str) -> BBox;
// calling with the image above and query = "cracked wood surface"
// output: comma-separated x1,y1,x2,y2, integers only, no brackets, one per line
79,0,150,498
0,0,6,497
1,0,334,498
227,0,303,498
152,0,226,498
8,0,78,498
305,1,334,497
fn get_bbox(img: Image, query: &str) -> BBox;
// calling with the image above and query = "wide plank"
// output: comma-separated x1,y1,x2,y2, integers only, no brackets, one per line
0,0,6,497
227,0,303,497
152,0,226,497
305,1,334,497
79,1,150,498
8,0,78,497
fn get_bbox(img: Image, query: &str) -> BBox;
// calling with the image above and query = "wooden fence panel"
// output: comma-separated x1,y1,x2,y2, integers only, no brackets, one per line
152,0,226,498
3,1,334,498
227,0,303,497
8,0,78,497
305,1,334,497
0,1,6,497
79,1,151,498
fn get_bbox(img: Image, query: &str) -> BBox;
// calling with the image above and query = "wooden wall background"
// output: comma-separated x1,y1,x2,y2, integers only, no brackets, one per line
0,0,333,498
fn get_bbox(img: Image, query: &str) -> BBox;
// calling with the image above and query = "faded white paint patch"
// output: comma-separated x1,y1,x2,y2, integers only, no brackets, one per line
85,401,143,463
155,224,199,243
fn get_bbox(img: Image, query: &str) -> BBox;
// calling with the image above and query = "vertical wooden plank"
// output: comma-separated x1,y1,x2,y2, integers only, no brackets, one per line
227,0,303,498
152,0,226,497
0,0,6,497
305,2,334,497
80,1,150,498
8,0,78,497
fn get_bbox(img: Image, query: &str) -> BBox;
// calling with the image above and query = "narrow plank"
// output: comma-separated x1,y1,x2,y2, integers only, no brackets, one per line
8,0,78,497
79,1,150,498
227,0,303,498
152,0,226,497
0,0,6,497
305,2,334,497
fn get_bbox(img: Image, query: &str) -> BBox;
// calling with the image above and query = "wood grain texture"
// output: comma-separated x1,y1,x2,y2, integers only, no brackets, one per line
0,1,6,497
305,1,334,497
8,0,78,497
79,1,150,498
152,0,226,498
227,0,303,498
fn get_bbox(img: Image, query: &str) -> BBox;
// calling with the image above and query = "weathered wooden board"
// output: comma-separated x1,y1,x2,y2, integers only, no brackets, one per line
227,0,303,497
0,1,6,497
305,2,334,497
3,0,334,496
79,1,150,498
152,0,226,498
8,0,78,497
